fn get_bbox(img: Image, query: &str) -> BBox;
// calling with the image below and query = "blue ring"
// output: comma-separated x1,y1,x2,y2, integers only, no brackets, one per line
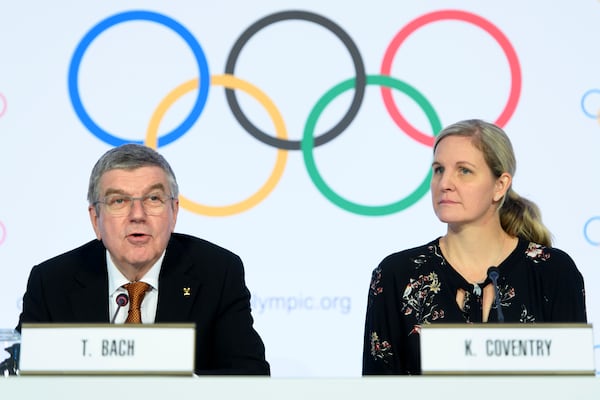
68,10,210,147
580,89,600,119
583,216,600,246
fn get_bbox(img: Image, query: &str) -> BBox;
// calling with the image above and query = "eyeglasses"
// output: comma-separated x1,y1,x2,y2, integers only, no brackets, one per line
94,193,175,216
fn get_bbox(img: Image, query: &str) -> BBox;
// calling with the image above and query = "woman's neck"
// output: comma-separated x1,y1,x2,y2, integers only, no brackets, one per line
440,227,515,284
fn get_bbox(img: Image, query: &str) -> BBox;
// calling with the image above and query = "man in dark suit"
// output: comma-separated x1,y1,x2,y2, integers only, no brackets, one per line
17,144,270,375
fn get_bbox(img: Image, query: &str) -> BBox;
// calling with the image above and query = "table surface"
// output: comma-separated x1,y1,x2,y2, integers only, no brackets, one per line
1,376,599,400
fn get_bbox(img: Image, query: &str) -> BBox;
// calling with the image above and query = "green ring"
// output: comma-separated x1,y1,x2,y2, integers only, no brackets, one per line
301,74,442,216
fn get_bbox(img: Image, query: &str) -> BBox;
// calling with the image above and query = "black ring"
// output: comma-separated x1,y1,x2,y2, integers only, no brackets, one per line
225,10,366,150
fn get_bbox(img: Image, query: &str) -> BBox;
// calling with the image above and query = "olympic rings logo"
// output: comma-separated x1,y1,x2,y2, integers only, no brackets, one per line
583,216,600,246
68,9,521,216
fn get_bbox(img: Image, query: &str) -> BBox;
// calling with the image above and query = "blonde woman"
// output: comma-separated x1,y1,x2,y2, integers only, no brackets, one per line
362,119,586,375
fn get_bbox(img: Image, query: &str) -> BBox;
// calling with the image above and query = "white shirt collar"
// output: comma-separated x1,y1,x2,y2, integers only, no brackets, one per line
106,250,165,295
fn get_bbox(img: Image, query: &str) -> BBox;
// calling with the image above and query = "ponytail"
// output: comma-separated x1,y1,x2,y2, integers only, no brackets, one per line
500,189,552,247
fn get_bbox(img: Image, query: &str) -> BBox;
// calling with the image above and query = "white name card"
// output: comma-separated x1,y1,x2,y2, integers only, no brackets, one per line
420,323,595,375
19,323,195,375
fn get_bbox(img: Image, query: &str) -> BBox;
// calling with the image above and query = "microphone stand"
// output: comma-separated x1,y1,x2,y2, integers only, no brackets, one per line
487,266,504,322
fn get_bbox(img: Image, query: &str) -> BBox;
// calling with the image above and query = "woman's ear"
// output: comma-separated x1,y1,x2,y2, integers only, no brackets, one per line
494,172,512,202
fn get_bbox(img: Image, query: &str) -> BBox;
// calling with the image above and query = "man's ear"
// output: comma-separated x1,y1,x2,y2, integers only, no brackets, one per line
88,205,102,240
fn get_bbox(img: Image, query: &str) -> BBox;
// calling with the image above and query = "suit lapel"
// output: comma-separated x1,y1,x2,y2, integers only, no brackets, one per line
70,241,110,322
156,237,202,322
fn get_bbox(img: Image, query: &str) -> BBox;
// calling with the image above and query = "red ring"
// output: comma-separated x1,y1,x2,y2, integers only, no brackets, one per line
0,93,7,117
0,221,6,246
380,9,522,147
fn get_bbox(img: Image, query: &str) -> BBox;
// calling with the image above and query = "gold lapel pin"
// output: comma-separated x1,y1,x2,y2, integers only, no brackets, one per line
183,287,191,297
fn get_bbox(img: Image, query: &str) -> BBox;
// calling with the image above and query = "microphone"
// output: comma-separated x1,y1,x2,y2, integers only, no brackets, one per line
487,266,504,322
110,293,129,324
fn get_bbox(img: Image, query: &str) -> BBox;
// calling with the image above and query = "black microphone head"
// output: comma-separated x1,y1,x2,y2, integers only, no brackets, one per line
487,266,500,280
116,293,129,307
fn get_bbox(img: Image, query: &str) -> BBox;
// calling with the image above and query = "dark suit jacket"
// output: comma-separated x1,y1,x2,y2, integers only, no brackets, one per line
17,233,270,375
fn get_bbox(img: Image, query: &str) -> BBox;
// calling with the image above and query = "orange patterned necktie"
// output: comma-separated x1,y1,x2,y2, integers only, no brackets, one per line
124,281,150,323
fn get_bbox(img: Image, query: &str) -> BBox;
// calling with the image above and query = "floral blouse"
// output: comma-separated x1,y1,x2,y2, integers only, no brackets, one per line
362,237,587,375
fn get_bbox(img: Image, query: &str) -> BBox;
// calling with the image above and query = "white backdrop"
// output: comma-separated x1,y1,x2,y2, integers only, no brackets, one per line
0,0,599,377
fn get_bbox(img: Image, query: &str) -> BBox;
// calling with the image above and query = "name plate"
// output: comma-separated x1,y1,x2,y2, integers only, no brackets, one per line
420,323,595,375
19,323,195,375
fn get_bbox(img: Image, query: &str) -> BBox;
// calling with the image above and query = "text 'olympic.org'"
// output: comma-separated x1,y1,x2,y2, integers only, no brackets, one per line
251,295,352,314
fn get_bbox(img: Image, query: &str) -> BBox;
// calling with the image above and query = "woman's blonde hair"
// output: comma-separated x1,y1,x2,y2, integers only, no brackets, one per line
433,119,552,246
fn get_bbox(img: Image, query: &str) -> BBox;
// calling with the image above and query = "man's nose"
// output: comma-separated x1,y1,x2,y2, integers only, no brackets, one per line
128,197,148,216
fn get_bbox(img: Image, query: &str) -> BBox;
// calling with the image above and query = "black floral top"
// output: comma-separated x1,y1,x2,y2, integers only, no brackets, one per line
362,237,587,375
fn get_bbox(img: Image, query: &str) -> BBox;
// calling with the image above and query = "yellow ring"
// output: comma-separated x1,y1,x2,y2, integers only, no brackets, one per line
145,74,288,216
